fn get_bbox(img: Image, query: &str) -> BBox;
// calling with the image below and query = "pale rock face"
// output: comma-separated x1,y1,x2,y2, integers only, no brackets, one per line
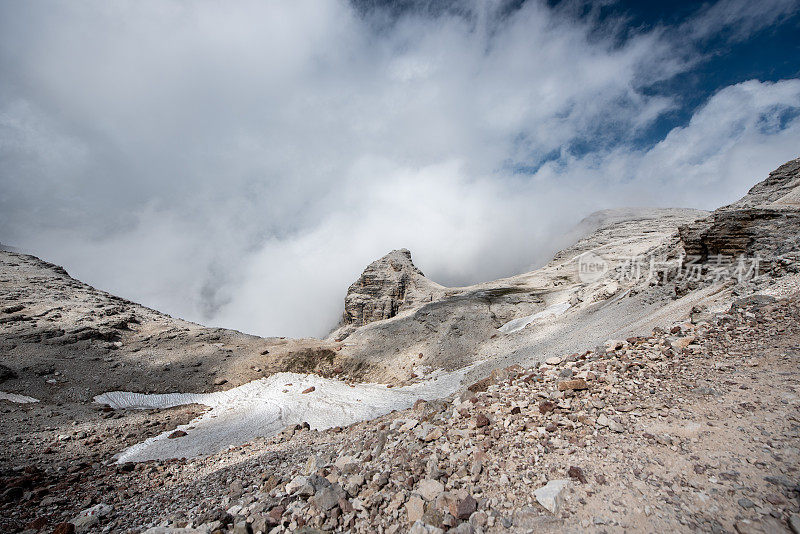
533,479,571,514
723,158,800,210
679,157,800,272
327,204,711,381
335,249,443,336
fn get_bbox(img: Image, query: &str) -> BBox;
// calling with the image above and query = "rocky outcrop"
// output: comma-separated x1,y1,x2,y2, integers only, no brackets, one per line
679,158,800,274
680,209,800,261
334,249,444,337
723,158,800,210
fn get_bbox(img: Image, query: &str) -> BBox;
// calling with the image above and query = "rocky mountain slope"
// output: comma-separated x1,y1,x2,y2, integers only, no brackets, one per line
4,287,799,534
1,157,799,533
328,158,800,387
329,208,712,384
0,253,355,404
680,158,800,274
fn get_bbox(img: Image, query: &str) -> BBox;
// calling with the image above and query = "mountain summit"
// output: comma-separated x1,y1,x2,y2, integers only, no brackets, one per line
331,249,444,340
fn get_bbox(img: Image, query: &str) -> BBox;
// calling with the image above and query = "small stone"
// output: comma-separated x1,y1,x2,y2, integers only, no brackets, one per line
451,495,478,520
213,378,228,386
266,505,284,526
475,414,490,428
167,430,188,439
545,357,563,365
596,414,624,432
409,520,444,534
737,497,755,509
539,401,555,414
302,386,316,394
312,486,342,511
557,378,588,391
406,495,425,523
567,466,587,483
671,335,696,350
416,479,445,501
533,479,570,514
469,511,488,527
423,428,443,442
449,523,475,534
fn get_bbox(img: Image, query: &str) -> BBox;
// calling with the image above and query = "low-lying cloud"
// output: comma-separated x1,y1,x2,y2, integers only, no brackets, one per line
1,0,799,337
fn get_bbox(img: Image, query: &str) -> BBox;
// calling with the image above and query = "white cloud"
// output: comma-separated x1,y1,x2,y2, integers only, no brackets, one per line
0,1,798,337
683,0,800,43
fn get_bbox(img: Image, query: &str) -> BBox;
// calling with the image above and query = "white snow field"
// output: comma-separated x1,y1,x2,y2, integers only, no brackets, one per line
95,367,475,463
0,391,39,403
498,301,571,334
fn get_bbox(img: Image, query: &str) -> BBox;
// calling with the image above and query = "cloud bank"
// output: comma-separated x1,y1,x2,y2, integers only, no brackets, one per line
1,0,799,337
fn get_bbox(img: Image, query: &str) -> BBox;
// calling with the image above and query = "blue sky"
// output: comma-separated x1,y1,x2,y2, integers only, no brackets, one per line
599,0,800,144
0,0,799,337
355,0,800,151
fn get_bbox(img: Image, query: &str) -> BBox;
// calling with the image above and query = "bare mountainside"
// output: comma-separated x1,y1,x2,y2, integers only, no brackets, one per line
1,157,799,533
0,207,711,404
0,252,353,403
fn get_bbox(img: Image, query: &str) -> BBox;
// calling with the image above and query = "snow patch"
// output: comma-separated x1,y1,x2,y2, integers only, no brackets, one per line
95,367,474,463
498,302,571,334
0,392,39,403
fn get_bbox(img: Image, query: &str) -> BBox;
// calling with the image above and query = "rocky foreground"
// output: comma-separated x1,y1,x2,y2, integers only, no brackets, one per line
4,292,799,533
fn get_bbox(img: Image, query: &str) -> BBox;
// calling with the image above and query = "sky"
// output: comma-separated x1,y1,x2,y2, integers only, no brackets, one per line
1,0,799,338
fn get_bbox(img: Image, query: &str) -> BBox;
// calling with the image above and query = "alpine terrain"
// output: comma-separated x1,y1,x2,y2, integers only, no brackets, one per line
1,158,800,533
